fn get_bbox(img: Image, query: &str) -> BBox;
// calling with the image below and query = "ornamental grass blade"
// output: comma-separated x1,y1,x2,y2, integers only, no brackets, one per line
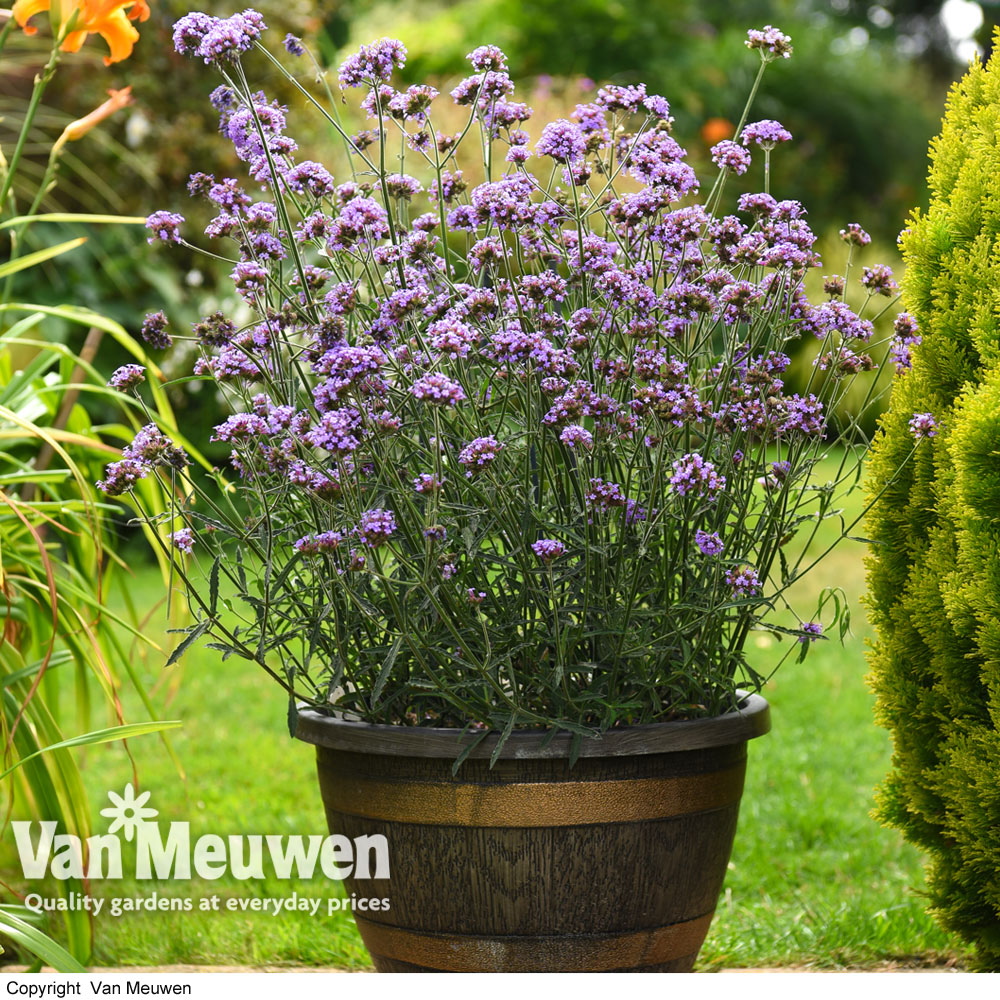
0,238,87,279
0,910,87,972
0,720,182,781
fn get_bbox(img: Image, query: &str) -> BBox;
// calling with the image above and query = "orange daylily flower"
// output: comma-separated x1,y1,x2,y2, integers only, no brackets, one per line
53,86,134,152
12,0,150,65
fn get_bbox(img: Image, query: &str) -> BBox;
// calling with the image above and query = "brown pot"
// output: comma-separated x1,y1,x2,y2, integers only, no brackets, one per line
295,694,770,973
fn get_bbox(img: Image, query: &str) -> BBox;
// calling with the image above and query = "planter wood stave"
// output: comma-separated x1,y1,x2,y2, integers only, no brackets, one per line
296,694,770,973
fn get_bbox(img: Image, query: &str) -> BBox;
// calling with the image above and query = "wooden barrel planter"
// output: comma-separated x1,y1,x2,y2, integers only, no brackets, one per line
295,694,770,973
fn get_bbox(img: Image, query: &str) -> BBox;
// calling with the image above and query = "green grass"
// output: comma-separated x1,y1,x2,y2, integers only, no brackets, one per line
1,457,969,969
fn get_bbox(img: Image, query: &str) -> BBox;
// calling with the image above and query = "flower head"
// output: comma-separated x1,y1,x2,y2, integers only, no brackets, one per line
798,621,823,644
694,530,724,556
741,120,792,148
357,508,396,547
726,565,762,598
669,453,726,500
745,25,793,60
909,412,938,439
108,364,145,391
710,140,751,175
140,311,172,350
169,528,195,554
532,539,565,563
145,211,184,244
338,37,407,88
15,0,150,65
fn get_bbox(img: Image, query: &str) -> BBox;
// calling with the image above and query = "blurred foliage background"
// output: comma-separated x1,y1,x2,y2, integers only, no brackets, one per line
1,0,989,481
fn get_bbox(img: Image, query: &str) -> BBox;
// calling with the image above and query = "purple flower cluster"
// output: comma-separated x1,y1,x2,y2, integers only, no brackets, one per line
108,364,145,391
798,621,823,643
338,37,407,87
909,412,939,439
710,140,751,175
669,454,726,500
458,435,503,476
532,539,565,562
172,9,266,64
170,528,195,554
145,211,184,244
357,508,396,547
745,25,793,59
140,311,172,350
694,530,724,556
741,120,792,148
123,18,893,720
726,565,762,598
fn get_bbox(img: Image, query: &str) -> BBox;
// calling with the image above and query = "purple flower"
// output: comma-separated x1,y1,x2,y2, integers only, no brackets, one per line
284,33,305,56
532,539,565,562
458,435,504,477
145,211,184,244
669,454,726,500
741,120,792,148
798,621,823,644
909,412,939,440
169,528,195,554
536,120,586,163
745,25,793,60
357,508,396,547
726,565,762,598
694,530,724,556
172,12,215,55
840,223,871,247
559,425,594,450
195,10,266,65
585,477,627,510
414,473,444,494
140,311,172,350
97,458,148,496
338,38,407,88
467,44,508,72
410,372,466,406
123,424,189,470
861,264,897,297
231,260,269,302
294,531,344,555
305,408,363,455
108,364,146,391
467,588,486,606
711,140,751,175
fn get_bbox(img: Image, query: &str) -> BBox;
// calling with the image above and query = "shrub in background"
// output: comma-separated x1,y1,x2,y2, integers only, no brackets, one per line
866,40,1000,970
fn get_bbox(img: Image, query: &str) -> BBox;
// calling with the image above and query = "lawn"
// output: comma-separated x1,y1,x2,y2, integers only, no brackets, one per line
2,453,968,970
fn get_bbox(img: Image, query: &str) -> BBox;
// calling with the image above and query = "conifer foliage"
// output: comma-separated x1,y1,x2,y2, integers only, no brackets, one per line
867,40,1000,970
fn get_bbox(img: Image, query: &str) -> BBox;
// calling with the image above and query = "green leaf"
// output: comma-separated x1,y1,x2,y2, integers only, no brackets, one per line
0,237,87,279
0,910,87,972
0,213,146,231
372,635,403,704
209,555,221,617
0,721,182,781
166,620,213,666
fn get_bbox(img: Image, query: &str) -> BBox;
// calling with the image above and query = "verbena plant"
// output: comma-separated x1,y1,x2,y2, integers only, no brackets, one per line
101,12,929,741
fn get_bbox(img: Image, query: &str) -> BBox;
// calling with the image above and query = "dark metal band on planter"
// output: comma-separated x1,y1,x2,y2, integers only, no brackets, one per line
354,913,716,973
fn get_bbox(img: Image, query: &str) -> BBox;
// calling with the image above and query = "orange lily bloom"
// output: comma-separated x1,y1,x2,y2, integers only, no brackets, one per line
53,86,134,152
12,0,151,65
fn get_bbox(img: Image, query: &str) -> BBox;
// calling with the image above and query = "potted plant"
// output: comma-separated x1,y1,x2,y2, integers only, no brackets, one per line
97,11,928,972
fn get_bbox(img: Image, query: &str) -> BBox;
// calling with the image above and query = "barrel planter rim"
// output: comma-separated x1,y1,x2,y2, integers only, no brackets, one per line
295,690,770,760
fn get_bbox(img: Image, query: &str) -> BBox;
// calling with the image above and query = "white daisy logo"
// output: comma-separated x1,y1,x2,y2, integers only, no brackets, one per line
100,783,158,842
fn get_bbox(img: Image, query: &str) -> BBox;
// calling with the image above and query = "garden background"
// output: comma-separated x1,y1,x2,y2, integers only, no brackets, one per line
0,0,991,971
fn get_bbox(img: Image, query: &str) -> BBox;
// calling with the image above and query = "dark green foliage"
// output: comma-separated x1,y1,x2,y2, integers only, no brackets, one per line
866,39,1000,970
